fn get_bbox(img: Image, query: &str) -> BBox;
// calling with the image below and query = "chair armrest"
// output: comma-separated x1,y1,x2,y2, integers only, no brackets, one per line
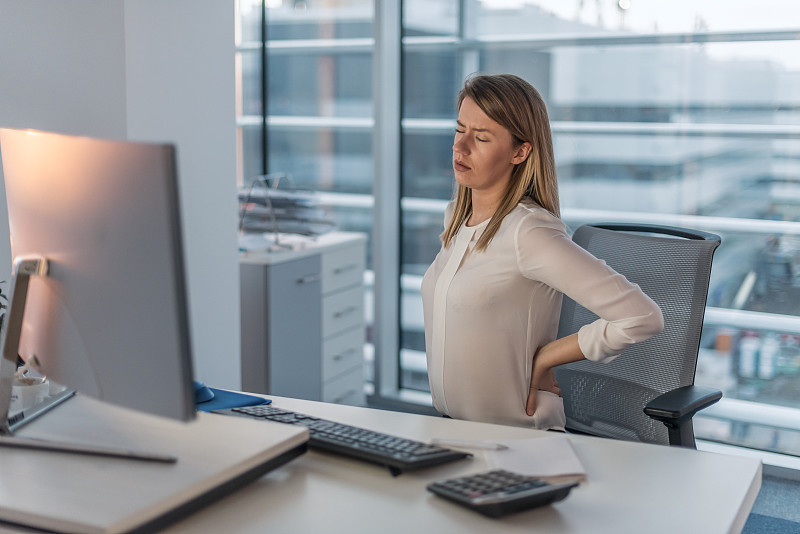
643,385,721,448
644,385,722,426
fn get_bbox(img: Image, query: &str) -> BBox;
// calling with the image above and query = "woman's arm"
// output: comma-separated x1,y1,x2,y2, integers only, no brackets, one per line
516,211,664,364
516,210,665,416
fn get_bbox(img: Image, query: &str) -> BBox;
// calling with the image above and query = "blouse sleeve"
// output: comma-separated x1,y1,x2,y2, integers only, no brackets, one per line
514,210,664,362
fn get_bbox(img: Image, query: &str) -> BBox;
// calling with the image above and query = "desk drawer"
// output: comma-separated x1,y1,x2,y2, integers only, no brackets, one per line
322,244,365,295
323,367,364,406
322,328,364,382
322,286,363,338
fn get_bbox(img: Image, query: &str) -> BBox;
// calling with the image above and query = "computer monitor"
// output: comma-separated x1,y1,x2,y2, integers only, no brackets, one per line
0,128,195,424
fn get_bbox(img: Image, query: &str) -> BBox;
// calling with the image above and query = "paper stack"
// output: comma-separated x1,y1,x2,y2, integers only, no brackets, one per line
485,435,587,484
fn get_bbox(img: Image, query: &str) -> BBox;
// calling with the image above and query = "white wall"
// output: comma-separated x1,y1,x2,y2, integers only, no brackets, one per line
0,0,241,389
0,2,129,138
123,1,241,389
0,0,129,277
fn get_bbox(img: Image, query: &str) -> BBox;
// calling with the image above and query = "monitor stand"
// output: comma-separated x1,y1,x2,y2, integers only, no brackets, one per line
0,256,176,463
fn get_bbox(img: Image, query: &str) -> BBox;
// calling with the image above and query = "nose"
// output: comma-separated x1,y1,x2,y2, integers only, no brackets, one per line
453,136,470,156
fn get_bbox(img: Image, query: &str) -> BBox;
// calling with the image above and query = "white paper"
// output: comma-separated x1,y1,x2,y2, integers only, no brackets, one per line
486,435,586,479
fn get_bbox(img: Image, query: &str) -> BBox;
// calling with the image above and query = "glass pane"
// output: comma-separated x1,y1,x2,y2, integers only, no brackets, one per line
696,413,800,455
474,0,800,36
695,320,800,454
267,128,372,195
699,325,800,404
237,0,262,44
267,52,372,117
544,42,800,122
402,131,454,199
400,208,444,387
324,203,374,266
403,0,459,38
474,1,590,37
402,50,460,119
239,50,262,117
238,125,263,187
477,50,553,101
321,202,374,346
401,208,446,277
266,0,373,40
554,133,774,215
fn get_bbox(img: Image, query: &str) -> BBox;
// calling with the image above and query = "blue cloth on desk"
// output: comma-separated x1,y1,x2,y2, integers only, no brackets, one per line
196,387,271,412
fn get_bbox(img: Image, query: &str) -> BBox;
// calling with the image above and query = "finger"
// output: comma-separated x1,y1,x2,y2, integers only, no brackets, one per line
526,389,536,416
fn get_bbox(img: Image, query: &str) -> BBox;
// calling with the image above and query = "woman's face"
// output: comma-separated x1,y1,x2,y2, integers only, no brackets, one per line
453,97,528,196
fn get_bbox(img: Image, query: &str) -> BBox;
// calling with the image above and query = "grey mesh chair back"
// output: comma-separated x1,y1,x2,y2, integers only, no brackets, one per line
554,223,720,446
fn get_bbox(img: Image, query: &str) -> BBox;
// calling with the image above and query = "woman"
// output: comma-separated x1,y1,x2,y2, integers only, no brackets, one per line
421,74,664,430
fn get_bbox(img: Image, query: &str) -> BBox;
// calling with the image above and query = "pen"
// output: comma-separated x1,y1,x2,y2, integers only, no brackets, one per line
431,438,509,451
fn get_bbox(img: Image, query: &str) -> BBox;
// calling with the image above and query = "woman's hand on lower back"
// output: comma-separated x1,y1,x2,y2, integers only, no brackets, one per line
526,366,560,416
526,334,586,416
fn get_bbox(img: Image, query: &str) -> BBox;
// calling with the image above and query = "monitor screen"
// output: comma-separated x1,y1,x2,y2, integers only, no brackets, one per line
0,128,195,421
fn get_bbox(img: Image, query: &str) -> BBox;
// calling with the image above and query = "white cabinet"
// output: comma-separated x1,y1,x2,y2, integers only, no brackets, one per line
240,232,366,406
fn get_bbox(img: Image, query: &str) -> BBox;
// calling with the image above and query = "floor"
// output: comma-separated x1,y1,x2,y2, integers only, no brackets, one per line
744,475,800,533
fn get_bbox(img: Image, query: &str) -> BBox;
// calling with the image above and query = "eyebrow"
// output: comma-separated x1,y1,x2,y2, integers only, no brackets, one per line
456,120,493,134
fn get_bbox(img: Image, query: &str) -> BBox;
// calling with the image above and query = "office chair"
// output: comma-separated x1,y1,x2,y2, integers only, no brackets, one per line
554,223,722,448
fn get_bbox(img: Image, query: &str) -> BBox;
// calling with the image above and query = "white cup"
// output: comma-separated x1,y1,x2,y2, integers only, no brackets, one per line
10,378,50,414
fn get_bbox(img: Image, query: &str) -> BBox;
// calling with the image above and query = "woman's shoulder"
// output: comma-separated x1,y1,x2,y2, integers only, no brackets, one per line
508,200,568,234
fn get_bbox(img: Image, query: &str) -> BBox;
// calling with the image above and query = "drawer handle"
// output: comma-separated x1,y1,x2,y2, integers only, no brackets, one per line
333,348,357,362
296,274,321,284
333,389,357,403
333,306,357,319
333,263,358,275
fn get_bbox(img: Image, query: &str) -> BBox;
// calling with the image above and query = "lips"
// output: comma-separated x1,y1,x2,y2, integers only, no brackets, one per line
453,159,471,172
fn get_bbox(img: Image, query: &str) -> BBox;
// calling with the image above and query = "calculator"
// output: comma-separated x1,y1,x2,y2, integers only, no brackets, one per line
426,469,579,518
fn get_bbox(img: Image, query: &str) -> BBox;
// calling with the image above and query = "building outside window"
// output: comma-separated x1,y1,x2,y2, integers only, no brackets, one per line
237,0,800,460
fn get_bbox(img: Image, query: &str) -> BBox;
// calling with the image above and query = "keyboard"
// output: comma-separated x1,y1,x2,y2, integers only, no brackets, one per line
219,405,471,474
427,469,578,518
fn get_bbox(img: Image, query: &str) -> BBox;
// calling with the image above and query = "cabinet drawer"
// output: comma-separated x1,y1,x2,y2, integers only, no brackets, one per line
322,244,365,295
322,286,363,338
322,329,364,382
323,367,365,406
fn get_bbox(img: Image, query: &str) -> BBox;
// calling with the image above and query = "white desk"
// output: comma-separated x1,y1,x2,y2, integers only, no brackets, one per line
163,396,762,534
4,395,308,534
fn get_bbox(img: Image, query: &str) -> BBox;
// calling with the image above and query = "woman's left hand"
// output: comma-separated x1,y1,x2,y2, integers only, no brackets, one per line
526,366,560,416
526,335,583,416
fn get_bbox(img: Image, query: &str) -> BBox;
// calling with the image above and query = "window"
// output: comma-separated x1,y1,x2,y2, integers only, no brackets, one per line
236,0,374,207
239,0,800,458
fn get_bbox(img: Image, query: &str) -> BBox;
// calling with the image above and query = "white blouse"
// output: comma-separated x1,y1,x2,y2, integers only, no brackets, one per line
421,201,664,430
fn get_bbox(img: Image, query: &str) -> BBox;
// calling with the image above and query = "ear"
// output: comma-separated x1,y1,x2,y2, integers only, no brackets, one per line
511,142,532,165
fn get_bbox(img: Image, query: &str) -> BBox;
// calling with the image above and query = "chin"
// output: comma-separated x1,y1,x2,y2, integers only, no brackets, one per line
454,175,471,188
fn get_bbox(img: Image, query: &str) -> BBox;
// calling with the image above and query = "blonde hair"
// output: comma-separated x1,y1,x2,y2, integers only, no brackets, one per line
442,74,560,251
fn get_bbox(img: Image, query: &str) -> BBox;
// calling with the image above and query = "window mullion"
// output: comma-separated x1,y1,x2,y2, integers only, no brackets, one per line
371,0,402,400
459,0,479,78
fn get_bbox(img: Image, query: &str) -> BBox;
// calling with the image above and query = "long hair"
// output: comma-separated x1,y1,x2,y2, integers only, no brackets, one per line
441,74,560,251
